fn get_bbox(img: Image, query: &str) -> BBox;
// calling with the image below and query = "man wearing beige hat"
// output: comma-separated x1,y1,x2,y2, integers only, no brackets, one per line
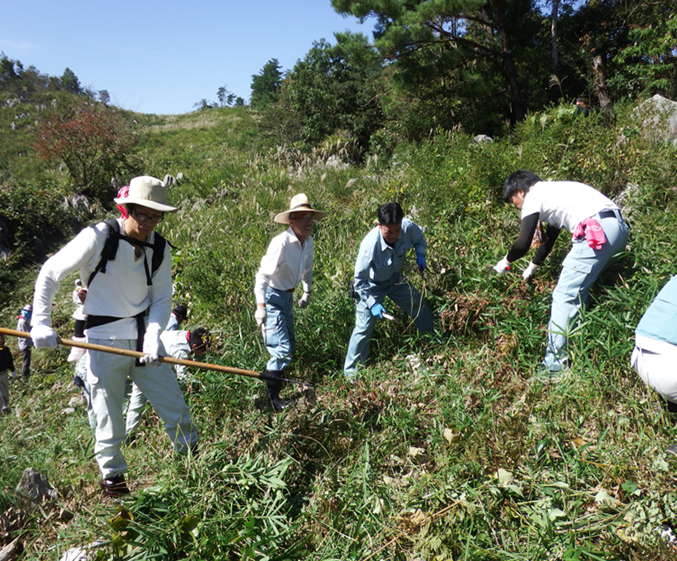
254,193,328,410
30,175,198,497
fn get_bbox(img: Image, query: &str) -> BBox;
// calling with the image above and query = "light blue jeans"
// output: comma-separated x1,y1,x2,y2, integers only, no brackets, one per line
264,287,295,371
543,213,629,371
344,276,436,376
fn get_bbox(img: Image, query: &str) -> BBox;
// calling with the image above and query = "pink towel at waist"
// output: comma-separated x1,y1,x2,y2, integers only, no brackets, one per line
572,218,607,250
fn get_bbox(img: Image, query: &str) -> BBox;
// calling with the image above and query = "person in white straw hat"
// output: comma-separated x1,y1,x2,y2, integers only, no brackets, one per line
254,193,328,410
29,175,197,497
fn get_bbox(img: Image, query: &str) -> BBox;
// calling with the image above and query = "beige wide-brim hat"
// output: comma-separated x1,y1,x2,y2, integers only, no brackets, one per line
114,176,178,213
274,193,328,224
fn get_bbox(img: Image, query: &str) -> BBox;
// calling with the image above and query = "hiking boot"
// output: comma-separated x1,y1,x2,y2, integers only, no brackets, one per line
264,372,288,412
100,474,130,497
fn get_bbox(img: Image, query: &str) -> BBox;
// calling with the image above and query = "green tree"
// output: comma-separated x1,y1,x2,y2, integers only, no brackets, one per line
217,85,238,107
613,5,677,99
59,67,82,95
285,33,385,153
193,98,218,111
250,59,283,109
0,53,20,86
331,0,533,124
33,101,138,198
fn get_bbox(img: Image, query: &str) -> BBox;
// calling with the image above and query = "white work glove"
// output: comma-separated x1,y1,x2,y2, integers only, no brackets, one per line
30,325,58,348
140,324,162,366
493,256,511,274
255,305,267,328
297,292,311,308
67,336,87,363
522,262,540,280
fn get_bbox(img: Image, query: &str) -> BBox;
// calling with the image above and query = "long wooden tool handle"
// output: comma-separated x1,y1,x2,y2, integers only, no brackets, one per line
0,327,262,380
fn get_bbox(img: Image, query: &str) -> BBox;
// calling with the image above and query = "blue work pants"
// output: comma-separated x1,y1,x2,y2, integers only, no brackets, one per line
344,276,435,376
264,287,295,371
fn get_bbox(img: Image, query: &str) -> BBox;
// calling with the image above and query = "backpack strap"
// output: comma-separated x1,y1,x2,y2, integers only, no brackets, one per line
151,233,167,276
87,219,120,287
87,220,172,288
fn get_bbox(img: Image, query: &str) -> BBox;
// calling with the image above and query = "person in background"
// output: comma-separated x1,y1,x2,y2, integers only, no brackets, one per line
575,97,590,117
0,333,16,415
126,327,209,439
254,194,328,411
494,170,628,376
344,202,436,379
166,305,187,331
69,279,96,431
16,305,32,382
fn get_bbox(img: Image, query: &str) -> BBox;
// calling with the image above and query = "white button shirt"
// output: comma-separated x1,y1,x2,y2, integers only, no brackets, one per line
254,228,314,305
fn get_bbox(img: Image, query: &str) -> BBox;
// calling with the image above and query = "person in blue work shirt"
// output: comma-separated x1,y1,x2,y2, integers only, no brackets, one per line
166,305,187,331
344,202,436,378
632,276,677,409
631,275,677,456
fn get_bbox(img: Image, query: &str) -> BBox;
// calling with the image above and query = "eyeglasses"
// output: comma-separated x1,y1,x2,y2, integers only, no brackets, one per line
290,215,315,224
131,209,164,224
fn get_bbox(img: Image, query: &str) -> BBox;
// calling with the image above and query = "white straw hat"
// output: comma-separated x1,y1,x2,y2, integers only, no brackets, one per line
274,193,328,224
114,176,178,213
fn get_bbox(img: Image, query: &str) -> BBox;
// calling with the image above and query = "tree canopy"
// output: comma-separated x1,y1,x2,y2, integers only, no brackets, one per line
250,59,283,109
285,33,385,154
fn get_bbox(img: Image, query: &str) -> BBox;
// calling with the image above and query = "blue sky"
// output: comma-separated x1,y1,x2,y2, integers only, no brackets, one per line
0,0,374,115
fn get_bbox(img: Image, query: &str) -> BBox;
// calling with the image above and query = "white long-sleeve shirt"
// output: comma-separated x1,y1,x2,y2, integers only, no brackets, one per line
32,218,172,339
254,228,314,305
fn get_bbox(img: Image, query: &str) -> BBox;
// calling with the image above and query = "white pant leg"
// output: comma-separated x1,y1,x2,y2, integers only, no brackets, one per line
88,339,136,478
632,346,677,404
125,382,148,436
129,354,197,452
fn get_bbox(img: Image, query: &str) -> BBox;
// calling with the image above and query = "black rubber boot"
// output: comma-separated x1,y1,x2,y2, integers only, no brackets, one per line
265,371,288,412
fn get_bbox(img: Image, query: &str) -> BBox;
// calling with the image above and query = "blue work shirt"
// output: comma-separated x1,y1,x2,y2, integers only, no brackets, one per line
353,218,426,309
636,275,677,347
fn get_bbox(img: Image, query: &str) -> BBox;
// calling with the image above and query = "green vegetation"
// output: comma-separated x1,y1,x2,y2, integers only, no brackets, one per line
2,10,677,555
1,94,677,560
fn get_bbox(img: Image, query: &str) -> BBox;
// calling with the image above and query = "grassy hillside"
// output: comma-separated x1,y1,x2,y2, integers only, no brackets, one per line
2,101,677,560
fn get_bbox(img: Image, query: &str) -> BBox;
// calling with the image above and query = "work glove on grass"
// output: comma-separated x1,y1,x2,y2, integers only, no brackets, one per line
522,262,540,280
493,256,511,274
416,252,426,273
31,325,58,348
370,302,386,319
297,292,311,308
255,306,267,327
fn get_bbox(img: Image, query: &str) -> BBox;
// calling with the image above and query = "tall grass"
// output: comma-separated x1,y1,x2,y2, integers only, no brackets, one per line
2,101,677,559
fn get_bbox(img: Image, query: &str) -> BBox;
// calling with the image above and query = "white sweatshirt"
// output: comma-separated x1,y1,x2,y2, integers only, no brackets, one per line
32,218,172,340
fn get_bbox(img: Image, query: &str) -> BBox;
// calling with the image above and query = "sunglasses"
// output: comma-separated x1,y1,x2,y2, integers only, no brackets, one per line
131,208,164,224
